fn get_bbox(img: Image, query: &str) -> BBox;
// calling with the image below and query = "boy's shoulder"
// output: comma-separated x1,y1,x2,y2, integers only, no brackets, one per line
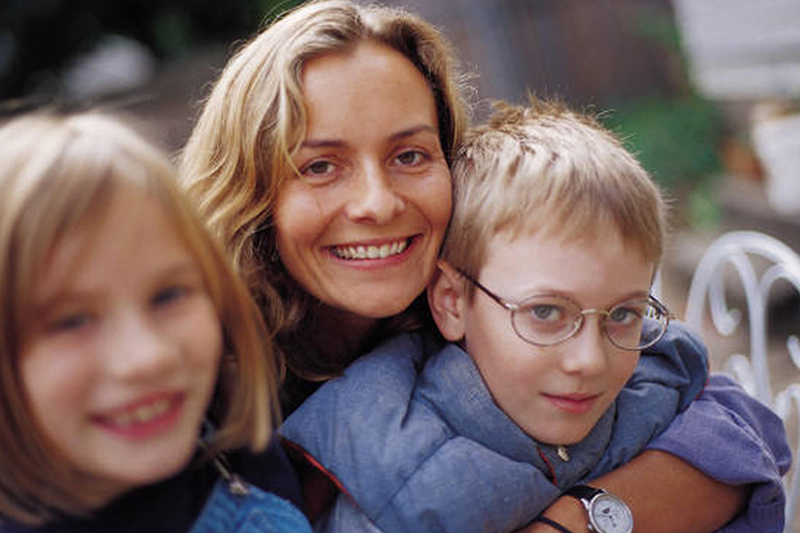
637,319,709,408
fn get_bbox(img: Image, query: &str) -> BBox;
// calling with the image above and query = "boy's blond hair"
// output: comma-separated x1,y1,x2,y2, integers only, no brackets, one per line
180,0,470,378
442,96,667,288
0,111,278,525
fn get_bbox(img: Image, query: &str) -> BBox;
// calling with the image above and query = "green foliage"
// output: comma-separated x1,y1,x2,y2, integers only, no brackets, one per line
601,94,724,194
598,8,727,228
687,181,723,230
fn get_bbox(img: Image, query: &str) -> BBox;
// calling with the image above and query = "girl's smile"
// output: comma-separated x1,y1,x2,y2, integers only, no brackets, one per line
92,392,184,440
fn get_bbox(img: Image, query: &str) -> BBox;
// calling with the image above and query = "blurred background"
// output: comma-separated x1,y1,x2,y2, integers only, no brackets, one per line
2,0,800,372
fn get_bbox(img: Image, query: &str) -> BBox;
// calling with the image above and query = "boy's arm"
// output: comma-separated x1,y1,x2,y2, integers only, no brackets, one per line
522,374,790,533
521,450,747,533
644,374,790,532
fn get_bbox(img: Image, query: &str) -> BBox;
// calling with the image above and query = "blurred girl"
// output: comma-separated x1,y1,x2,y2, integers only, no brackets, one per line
0,111,312,533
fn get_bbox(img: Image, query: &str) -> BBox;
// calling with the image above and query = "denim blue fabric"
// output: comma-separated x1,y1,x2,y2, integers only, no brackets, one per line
281,322,716,533
189,478,313,533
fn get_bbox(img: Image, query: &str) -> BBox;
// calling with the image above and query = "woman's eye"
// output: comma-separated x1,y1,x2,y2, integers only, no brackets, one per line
300,159,338,182
153,286,189,307
394,150,427,167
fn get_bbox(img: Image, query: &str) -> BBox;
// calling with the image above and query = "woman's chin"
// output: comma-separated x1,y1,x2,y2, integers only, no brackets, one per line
324,294,418,322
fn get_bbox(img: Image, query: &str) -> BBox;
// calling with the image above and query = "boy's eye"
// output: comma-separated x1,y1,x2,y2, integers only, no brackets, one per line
528,304,563,323
609,307,634,323
608,302,652,326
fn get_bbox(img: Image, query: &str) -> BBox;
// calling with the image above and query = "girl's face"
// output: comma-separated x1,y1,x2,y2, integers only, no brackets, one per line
275,41,452,320
20,184,222,506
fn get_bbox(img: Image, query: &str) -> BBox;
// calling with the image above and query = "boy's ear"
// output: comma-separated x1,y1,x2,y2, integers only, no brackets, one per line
427,260,469,342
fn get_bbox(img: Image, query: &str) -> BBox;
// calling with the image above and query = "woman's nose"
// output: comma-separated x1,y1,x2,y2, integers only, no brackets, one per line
344,163,406,224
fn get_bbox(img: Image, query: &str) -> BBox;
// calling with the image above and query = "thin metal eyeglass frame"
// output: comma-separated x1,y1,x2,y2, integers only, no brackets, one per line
457,269,671,350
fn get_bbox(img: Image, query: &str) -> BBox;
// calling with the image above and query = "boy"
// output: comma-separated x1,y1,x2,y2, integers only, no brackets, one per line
280,98,781,533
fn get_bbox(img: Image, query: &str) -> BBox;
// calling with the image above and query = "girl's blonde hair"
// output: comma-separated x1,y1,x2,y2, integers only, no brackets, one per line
443,96,667,288
180,0,470,379
0,111,278,525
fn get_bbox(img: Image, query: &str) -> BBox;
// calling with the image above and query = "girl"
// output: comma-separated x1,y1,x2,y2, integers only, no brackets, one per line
0,110,313,533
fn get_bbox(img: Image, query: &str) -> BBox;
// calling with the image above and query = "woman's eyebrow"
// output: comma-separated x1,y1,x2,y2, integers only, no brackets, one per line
298,138,345,150
389,124,438,142
299,125,438,150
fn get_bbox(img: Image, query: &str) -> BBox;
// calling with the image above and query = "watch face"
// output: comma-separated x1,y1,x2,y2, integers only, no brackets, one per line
588,493,633,533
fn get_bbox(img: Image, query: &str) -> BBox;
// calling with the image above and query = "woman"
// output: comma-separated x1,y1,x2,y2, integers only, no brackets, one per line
179,1,788,531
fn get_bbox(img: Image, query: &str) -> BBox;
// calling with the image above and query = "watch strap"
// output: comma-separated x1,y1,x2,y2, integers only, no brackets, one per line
565,484,605,501
533,516,574,533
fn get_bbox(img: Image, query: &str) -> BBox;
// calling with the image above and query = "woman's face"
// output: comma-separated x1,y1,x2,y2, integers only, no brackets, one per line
275,41,452,320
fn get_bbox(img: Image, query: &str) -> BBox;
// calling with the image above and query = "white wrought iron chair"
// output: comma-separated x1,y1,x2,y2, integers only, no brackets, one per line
683,230,800,532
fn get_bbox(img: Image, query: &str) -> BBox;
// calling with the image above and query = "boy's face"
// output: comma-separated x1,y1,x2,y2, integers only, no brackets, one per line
432,229,655,446
20,184,223,506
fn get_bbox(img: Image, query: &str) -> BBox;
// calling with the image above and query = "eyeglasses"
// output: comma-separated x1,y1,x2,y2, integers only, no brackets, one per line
459,271,671,351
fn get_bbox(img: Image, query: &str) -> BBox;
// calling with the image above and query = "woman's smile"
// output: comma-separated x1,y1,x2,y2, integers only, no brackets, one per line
274,41,451,319
327,236,414,261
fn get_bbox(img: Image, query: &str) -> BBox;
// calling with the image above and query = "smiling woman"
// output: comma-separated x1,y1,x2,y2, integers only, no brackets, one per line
274,41,452,322
180,0,467,384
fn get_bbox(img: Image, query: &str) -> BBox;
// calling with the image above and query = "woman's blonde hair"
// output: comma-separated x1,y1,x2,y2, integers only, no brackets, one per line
180,0,470,378
0,111,278,525
443,96,667,288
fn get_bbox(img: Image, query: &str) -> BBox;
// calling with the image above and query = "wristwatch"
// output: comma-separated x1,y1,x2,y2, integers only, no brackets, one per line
565,485,633,533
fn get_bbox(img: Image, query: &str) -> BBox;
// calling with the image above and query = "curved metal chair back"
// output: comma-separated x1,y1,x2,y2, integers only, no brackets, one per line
684,230,800,531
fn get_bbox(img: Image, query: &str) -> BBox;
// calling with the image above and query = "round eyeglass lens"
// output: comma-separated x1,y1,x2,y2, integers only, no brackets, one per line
511,296,583,346
604,299,669,349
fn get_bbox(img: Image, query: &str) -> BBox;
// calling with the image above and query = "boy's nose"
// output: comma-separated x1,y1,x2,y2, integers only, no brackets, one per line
560,317,608,376
345,163,406,224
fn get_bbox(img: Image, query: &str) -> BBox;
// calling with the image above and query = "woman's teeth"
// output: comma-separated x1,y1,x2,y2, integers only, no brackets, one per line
332,239,409,260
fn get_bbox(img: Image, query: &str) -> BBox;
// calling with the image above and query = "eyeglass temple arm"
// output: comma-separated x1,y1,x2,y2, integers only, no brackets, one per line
454,268,512,309
649,294,677,321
